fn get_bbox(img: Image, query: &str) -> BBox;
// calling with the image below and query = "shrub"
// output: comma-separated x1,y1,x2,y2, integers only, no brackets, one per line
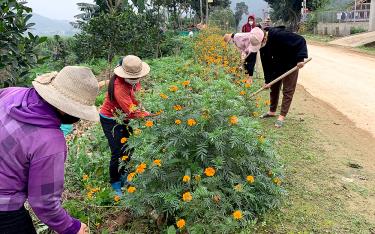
350,27,367,35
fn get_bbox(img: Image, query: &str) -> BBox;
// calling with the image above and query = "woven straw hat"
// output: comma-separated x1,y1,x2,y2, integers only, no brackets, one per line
32,66,99,122
114,55,150,79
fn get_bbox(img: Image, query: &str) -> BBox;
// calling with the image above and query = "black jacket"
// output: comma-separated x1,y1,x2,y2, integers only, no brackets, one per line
253,27,308,83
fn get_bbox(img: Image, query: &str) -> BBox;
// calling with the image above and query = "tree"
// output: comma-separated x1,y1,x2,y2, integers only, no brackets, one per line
234,2,249,29
190,0,231,22
265,0,329,31
210,7,236,30
0,0,47,87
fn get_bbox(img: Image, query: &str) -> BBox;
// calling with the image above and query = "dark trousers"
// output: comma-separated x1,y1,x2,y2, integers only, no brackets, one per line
269,70,299,117
100,116,132,184
244,52,257,76
0,206,36,234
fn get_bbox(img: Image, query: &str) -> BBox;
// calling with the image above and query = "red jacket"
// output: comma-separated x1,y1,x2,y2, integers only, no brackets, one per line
100,76,149,119
242,15,256,33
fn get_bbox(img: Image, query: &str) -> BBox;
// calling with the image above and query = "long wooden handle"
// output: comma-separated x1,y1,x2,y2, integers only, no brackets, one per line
249,57,312,98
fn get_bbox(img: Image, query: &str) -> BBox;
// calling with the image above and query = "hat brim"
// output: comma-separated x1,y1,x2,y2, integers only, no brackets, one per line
114,62,150,79
32,81,99,122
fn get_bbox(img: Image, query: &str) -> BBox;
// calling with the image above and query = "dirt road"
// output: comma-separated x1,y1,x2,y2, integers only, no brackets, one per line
299,43,375,138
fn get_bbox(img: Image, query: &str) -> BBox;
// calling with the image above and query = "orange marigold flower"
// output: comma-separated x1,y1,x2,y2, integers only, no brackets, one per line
246,175,255,184
176,219,186,229
240,91,246,96
182,80,191,86
114,195,121,202
204,167,216,177
153,159,161,167
173,105,183,111
127,172,136,182
121,155,129,161
273,177,282,186
229,115,238,125
182,175,190,183
160,93,168,99
245,83,251,88
265,100,271,106
145,120,153,128
169,85,178,92
136,163,147,174
127,186,136,193
233,210,243,220
120,137,127,144
82,174,89,181
187,118,197,126
182,192,192,202
175,119,182,125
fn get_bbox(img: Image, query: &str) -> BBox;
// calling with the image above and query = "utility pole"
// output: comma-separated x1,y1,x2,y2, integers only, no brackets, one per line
200,0,203,23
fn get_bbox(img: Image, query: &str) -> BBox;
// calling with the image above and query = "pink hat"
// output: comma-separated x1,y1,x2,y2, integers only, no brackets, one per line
246,27,265,53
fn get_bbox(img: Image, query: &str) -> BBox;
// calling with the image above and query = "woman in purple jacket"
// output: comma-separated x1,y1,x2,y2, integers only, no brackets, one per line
0,66,99,234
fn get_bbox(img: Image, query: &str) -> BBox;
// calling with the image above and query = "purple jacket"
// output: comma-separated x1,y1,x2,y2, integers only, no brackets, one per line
0,87,80,234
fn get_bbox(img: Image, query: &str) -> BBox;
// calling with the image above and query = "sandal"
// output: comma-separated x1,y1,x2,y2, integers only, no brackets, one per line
275,120,284,128
260,113,276,119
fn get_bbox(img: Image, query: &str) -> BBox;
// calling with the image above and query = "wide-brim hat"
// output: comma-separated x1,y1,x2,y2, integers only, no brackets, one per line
114,55,150,79
246,27,265,53
32,66,99,122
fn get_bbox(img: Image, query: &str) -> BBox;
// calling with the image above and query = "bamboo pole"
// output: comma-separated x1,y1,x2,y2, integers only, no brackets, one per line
249,58,312,98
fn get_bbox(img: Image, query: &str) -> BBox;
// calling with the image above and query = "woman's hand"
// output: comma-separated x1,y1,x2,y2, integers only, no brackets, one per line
77,223,88,234
263,83,271,89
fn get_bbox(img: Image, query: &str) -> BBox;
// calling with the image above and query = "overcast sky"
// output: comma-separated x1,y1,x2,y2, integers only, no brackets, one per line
26,0,94,21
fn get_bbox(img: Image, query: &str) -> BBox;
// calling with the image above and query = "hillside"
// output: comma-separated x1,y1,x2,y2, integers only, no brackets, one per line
29,13,77,36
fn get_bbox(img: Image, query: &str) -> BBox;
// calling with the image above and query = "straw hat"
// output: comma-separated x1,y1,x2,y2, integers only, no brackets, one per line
114,55,150,79
32,66,99,122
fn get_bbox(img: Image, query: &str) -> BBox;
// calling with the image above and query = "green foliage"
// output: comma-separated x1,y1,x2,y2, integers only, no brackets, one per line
0,0,47,87
350,27,367,35
209,7,236,31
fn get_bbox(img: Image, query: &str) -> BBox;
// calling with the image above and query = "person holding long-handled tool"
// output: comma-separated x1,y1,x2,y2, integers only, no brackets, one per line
224,26,309,128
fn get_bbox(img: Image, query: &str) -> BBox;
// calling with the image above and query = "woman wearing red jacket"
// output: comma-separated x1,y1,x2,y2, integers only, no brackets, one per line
242,15,256,33
100,55,150,196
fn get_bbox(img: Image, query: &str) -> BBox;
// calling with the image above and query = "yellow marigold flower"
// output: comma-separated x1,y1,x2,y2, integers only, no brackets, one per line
182,175,190,183
182,192,192,202
246,175,255,184
91,187,100,193
160,93,168,99
187,118,197,126
240,91,246,96
204,167,216,177
136,163,147,174
233,210,243,220
173,105,183,111
169,85,178,92
127,172,136,182
82,174,89,181
273,177,282,186
134,128,142,136
258,135,265,144
153,159,161,167
155,109,164,115
87,191,93,199
256,96,262,101
245,83,251,88
175,119,182,125
120,137,127,144
265,100,271,105
256,103,260,108
114,195,121,202
229,115,238,125
252,112,259,117
145,120,153,128
129,104,137,112
127,186,136,193
121,155,129,161
182,80,190,86
234,184,243,191
176,219,186,229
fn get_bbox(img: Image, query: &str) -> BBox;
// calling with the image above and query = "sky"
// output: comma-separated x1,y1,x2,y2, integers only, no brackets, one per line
26,0,94,21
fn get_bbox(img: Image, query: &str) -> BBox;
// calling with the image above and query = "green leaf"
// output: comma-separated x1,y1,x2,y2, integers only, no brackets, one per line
167,225,177,234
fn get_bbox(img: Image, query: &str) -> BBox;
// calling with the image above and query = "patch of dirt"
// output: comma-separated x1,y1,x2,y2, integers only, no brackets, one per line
292,85,375,225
